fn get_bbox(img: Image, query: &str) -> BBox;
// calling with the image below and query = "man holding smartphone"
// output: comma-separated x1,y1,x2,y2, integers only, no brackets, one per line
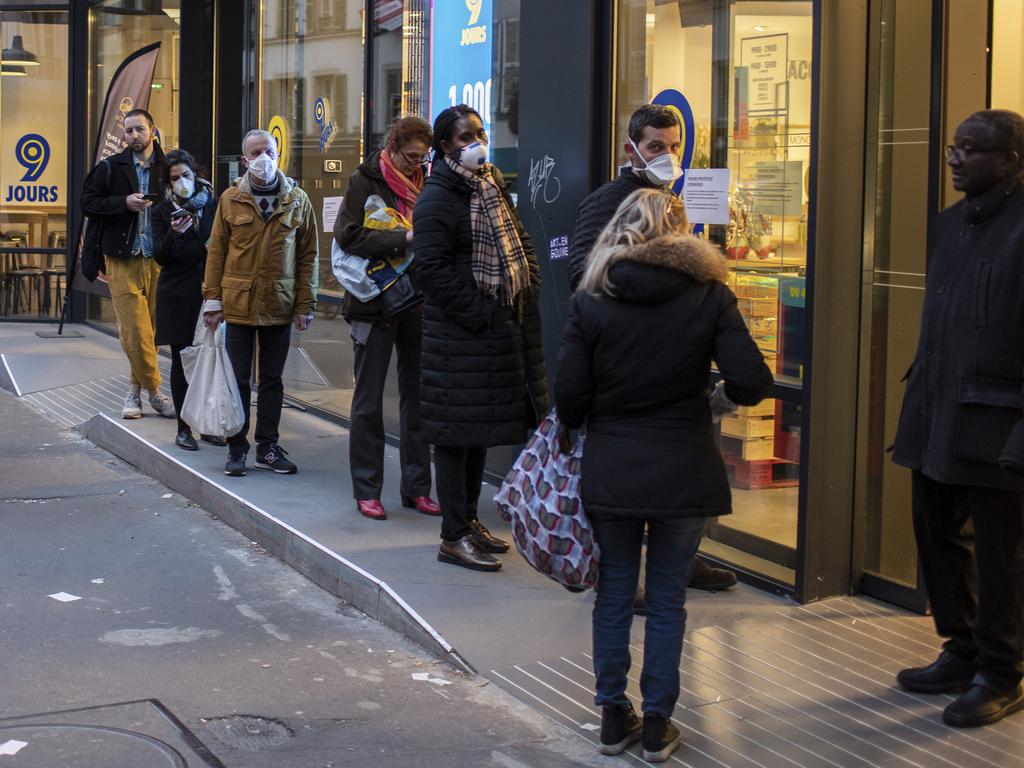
82,108,173,419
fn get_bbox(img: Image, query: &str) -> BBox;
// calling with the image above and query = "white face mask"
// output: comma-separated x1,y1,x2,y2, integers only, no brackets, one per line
630,139,683,187
172,177,194,199
247,152,278,183
457,141,488,172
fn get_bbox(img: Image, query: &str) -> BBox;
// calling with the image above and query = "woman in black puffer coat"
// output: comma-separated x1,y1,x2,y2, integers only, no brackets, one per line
413,104,549,573
555,188,772,761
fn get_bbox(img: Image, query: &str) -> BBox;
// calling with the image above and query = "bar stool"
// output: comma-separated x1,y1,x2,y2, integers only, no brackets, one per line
8,252,45,316
42,233,67,317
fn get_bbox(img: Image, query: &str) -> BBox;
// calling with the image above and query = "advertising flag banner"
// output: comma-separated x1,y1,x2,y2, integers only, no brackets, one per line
72,42,162,296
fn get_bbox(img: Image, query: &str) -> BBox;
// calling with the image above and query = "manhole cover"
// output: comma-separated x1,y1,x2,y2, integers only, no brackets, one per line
203,716,293,751
0,723,186,767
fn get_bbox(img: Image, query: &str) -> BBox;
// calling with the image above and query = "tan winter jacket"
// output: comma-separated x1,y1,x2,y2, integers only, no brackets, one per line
203,172,319,326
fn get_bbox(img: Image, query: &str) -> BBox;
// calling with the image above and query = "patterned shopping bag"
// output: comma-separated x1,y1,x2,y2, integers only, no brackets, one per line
494,409,599,590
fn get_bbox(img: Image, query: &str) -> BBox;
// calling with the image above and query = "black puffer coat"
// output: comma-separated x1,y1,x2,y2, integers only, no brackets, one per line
412,160,549,448
555,235,773,520
151,189,218,347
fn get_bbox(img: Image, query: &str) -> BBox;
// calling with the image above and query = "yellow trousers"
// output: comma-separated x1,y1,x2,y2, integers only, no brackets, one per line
106,256,161,391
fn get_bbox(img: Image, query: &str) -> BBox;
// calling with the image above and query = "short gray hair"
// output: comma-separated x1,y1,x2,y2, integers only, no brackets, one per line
242,129,276,154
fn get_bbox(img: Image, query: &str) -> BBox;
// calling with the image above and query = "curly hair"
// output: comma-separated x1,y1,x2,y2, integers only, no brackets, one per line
385,115,433,154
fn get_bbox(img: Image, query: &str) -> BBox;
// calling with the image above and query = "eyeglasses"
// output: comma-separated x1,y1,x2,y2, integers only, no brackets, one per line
401,152,431,166
944,145,1014,161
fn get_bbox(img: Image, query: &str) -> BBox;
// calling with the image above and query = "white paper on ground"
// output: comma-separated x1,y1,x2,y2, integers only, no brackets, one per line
411,672,452,686
48,592,81,602
91,579,105,584
161,493,173,499
580,723,600,732
0,740,28,756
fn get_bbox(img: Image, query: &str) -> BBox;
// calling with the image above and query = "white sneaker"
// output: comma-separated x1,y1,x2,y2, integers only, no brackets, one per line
122,392,143,419
149,391,176,418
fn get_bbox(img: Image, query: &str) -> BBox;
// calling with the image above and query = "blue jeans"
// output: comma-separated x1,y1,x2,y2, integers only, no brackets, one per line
591,516,705,718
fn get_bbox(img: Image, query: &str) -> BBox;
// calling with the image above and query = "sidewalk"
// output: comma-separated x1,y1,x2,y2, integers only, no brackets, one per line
4,321,1023,767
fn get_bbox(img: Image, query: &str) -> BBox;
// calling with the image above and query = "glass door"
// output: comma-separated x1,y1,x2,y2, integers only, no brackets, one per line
613,0,813,587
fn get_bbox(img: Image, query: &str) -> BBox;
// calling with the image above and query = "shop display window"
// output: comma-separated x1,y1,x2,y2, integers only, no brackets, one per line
614,0,812,584
0,10,68,319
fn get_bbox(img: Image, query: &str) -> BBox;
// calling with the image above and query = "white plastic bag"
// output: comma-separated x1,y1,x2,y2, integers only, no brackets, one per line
330,239,380,301
180,317,246,439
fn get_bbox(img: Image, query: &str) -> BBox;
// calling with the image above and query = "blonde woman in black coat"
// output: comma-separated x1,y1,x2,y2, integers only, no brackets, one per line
555,188,772,761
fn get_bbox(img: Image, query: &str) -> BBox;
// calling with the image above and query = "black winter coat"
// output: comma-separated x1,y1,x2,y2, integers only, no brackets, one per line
81,145,166,260
893,173,1024,490
412,160,549,448
333,150,422,325
567,169,657,291
151,189,218,347
556,235,773,520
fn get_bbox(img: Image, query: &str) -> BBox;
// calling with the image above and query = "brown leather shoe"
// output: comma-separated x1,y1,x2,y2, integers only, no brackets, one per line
402,494,441,516
438,536,502,571
357,499,387,520
469,519,510,553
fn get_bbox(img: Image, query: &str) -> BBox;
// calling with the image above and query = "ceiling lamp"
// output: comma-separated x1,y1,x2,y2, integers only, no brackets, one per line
1,64,27,77
1,35,40,67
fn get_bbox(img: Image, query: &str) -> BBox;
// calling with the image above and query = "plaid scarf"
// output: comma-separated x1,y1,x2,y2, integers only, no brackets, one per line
446,157,529,306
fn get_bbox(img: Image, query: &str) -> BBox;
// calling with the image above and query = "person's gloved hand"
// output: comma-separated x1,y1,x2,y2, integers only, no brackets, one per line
708,380,739,424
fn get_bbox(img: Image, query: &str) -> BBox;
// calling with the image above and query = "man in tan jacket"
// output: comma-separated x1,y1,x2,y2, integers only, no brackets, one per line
203,129,318,477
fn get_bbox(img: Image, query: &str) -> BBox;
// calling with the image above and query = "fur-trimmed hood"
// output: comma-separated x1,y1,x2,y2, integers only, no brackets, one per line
607,234,729,304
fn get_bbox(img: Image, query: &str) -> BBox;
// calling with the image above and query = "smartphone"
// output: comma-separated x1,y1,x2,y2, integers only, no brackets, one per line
142,193,162,203
170,207,190,219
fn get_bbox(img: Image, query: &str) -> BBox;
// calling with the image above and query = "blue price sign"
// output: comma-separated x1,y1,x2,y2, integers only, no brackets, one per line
430,0,493,126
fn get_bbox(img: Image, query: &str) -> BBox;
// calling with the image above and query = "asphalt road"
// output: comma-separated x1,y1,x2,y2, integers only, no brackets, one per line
0,391,617,768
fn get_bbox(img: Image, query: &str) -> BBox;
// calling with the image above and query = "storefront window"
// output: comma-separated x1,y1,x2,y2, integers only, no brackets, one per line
0,10,68,319
278,0,522,439
615,0,812,584
84,1,181,328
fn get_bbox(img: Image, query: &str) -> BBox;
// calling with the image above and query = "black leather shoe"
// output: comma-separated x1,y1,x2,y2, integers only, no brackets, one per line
642,713,681,763
897,651,977,694
438,536,501,572
175,429,199,451
201,434,227,446
469,520,510,553
943,682,1024,727
599,702,642,755
689,559,738,591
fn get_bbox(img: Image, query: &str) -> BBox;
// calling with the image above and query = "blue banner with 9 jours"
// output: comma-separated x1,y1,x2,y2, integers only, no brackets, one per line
430,0,493,127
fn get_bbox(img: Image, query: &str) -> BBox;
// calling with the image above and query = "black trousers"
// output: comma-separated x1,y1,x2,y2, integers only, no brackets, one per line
912,470,1024,692
169,344,189,434
434,445,487,541
349,308,431,500
225,323,291,453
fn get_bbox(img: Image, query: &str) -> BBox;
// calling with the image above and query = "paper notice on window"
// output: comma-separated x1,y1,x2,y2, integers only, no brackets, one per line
322,196,343,234
682,169,731,225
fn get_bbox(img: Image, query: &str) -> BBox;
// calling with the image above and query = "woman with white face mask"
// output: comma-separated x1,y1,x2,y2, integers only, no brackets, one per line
412,104,550,573
151,148,219,451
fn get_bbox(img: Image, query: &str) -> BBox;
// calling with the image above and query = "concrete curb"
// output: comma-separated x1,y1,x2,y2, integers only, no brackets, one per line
80,413,475,675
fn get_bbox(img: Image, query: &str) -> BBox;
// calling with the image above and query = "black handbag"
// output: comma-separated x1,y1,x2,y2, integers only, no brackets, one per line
341,271,421,323
80,216,105,282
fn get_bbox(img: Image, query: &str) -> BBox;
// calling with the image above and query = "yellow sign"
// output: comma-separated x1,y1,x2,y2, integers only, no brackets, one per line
466,0,482,25
268,115,289,175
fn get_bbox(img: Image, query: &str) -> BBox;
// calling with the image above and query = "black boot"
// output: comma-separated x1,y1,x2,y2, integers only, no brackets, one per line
897,651,977,694
175,429,198,451
599,702,642,755
689,558,737,591
642,713,681,762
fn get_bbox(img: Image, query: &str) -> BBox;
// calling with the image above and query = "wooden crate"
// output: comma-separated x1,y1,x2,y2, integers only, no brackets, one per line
737,297,777,317
721,434,775,461
721,414,775,438
738,399,776,418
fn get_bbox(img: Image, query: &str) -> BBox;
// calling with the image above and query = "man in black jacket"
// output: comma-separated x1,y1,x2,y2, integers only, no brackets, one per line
893,109,1024,728
81,109,173,420
568,104,739,594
